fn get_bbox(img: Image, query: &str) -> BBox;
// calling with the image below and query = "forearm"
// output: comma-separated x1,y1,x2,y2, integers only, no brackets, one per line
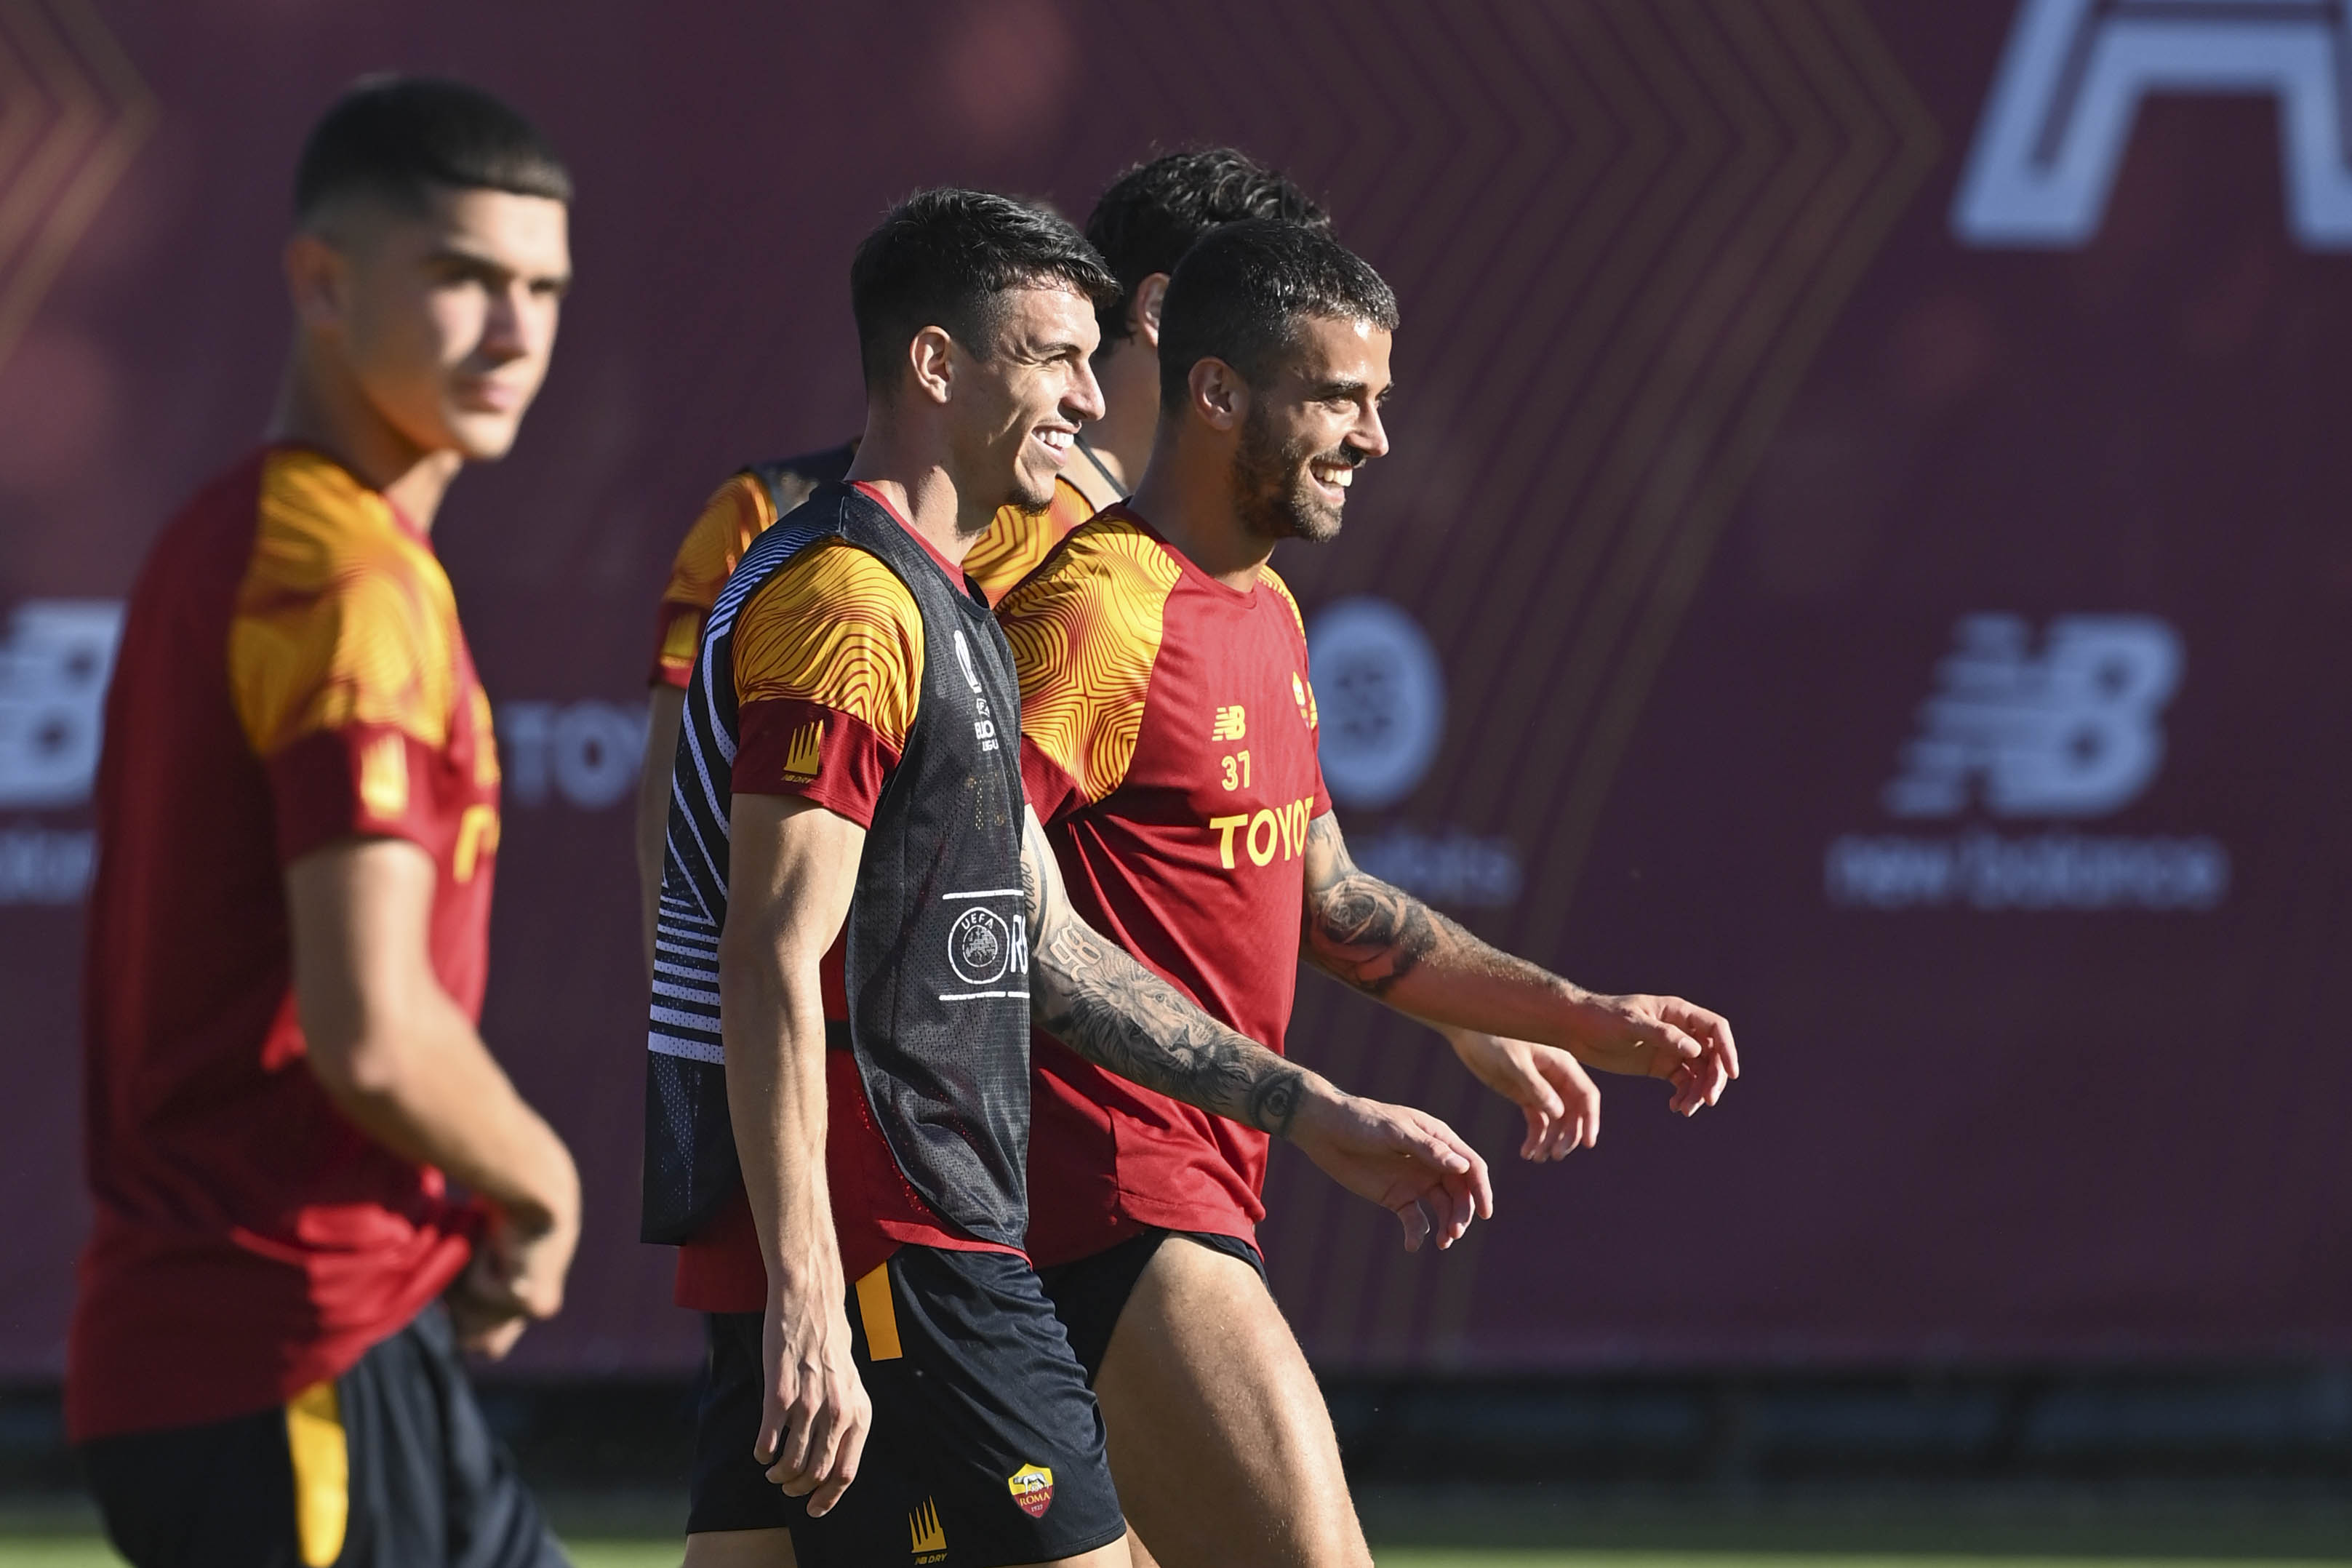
719,939,842,1301
306,989,577,1227
1031,913,1315,1135
637,687,687,975
1305,868,1588,1045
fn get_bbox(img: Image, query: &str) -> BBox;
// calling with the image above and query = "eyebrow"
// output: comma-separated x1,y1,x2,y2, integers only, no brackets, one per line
425,244,572,290
1312,376,1395,402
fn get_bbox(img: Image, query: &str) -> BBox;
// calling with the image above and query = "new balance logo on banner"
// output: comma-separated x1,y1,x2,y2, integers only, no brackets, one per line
1883,614,2180,820
1956,0,2352,249
1825,612,2227,913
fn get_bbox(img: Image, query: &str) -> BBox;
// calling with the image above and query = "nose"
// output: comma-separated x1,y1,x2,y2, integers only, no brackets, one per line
1067,356,1107,425
479,279,537,364
1355,399,1391,461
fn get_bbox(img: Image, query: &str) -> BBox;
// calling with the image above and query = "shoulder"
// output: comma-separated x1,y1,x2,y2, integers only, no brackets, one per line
229,449,456,754
669,471,779,596
998,513,1180,803
1256,564,1309,644
996,512,1182,653
965,475,1100,604
734,540,925,738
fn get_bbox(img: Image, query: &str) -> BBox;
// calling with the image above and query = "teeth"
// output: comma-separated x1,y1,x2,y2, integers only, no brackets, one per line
1313,465,1353,489
1036,429,1071,450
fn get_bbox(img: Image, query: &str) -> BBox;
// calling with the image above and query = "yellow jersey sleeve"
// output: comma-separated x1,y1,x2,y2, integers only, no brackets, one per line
963,476,1098,606
652,472,780,686
228,448,458,758
732,540,925,751
996,516,1180,810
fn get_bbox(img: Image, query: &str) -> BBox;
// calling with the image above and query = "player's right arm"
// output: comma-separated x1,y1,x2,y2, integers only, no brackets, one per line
287,844,581,1360
1021,805,1495,1252
715,792,871,1519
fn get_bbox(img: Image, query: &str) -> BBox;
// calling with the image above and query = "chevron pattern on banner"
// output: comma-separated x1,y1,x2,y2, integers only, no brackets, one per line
1187,0,1944,1369
0,0,153,374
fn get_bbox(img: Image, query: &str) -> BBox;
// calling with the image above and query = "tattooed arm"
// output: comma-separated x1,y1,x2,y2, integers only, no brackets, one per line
1300,811,1739,1116
1023,805,1492,1249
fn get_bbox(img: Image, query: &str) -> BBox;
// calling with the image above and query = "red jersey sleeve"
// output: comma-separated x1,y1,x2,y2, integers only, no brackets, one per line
227,451,483,865
729,540,924,828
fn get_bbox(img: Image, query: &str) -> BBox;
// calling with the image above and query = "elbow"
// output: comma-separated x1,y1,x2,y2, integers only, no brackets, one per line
305,1025,413,1108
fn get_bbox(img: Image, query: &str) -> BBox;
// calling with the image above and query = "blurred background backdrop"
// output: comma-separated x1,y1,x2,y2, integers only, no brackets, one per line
4,0,2351,1559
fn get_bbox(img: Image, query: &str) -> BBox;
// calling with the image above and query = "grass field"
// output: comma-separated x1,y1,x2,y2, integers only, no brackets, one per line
4,1550,2352,1568
6,1486,2349,1566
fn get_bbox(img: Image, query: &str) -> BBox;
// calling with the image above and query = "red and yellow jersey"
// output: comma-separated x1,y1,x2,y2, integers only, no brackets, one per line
649,463,1095,688
672,488,1021,1311
996,505,1330,1265
70,447,495,1441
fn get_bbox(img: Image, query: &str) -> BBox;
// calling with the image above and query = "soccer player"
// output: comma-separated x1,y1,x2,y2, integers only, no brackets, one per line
644,188,1492,1568
631,152,1339,970
994,219,1741,1568
68,79,580,1567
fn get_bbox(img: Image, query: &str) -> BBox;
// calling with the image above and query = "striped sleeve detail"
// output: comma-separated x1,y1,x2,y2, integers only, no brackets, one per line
996,516,1179,806
228,448,457,756
653,473,780,687
963,476,1097,606
732,541,924,750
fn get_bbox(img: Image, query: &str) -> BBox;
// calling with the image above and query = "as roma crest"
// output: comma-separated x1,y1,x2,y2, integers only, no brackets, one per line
1007,1463,1054,1519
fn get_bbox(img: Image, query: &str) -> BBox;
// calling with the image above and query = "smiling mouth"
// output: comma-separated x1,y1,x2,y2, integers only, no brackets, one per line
1308,456,1355,498
1031,426,1076,463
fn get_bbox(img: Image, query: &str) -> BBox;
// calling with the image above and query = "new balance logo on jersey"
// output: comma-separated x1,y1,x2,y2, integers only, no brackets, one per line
909,1497,946,1564
1883,615,2182,820
1212,704,1247,741
783,717,825,784
1956,0,2352,249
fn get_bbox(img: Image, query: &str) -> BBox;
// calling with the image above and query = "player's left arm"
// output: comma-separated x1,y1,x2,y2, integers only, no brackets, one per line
1300,810,1737,1116
1020,804,1493,1252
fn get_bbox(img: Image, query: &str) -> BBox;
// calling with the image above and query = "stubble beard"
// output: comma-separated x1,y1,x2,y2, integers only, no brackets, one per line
1232,405,1345,545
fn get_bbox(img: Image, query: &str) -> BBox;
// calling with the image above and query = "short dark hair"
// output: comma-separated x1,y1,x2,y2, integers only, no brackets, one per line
1156,219,1399,407
1085,148,1328,346
850,188,1119,392
295,76,572,222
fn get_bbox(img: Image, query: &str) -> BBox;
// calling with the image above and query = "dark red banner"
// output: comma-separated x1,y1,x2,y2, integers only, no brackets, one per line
4,0,2347,1377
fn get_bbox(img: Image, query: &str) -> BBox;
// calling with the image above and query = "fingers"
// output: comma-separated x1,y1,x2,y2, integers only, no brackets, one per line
1395,1197,1430,1253
1660,996,1740,1081
807,1396,871,1518
766,1392,833,1495
1537,1052,1601,1159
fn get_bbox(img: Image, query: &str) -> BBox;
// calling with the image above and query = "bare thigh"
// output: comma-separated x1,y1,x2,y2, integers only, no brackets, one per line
681,1528,794,1566
1092,1236,1371,1568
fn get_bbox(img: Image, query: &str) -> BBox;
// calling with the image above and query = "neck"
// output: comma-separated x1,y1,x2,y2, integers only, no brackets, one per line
1085,340,1160,490
267,341,463,529
842,414,993,568
1129,423,1276,591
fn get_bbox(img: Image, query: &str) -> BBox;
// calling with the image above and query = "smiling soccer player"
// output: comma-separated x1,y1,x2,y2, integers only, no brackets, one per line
995,220,1742,1567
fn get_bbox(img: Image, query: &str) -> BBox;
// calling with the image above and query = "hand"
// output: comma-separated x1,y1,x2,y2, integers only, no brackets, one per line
1559,993,1738,1116
1441,1027,1599,1159
445,1195,580,1359
757,1289,872,1517
1288,1085,1495,1252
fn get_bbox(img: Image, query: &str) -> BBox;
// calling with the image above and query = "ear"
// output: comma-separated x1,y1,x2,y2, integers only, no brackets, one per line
908,325,954,405
1131,273,1169,351
284,231,348,334
1187,356,1248,433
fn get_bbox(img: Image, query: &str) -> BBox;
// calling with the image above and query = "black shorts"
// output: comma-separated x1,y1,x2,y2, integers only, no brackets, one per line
1036,1228,1268,1385
690,1246,1126,1567
79,1304,561,1568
